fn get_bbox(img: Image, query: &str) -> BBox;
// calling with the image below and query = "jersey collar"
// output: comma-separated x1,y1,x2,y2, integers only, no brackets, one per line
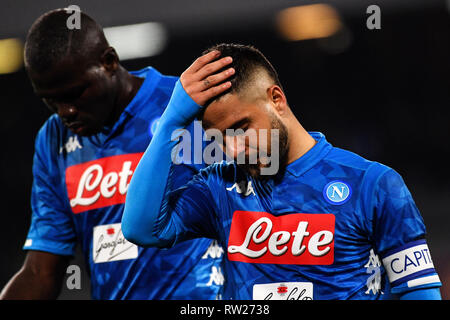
123,67,161,117
99,67,162,136
285,132,332,178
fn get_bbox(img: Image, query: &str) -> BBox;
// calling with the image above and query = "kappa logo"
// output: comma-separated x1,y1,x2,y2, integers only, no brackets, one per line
365,249,384,295
205,266,225,286
226,180,256,197
202,240,224,259
60,136,82,154
323,181,352,205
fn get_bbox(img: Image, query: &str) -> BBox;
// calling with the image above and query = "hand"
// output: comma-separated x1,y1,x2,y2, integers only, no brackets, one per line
180,50,235,106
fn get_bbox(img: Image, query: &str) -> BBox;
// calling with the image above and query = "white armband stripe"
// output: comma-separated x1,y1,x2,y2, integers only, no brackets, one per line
407,275,441,288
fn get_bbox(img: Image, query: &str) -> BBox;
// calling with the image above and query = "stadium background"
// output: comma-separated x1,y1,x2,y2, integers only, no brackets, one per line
0,0,448,300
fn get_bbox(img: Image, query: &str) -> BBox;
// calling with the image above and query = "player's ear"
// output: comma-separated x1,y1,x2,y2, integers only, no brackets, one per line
100,46,119,74
267,85,287,116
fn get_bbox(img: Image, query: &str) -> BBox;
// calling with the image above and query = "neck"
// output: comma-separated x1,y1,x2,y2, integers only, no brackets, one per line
285,116,316,165
107,66,144,126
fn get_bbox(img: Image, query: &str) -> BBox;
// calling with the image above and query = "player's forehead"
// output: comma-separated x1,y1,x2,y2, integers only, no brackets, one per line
202,94,264,132
29,57,90,97
203,94,241,123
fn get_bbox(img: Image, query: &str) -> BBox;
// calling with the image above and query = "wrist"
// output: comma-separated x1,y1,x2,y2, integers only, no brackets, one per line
159,80,203,129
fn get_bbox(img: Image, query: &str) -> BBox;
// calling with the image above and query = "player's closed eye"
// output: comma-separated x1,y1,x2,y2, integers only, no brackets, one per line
226,127,248,137
63,86,89,103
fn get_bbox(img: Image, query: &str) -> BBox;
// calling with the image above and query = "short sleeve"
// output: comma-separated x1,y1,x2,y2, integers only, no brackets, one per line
372,168,426,253
370,167,441,293
23,122,76,256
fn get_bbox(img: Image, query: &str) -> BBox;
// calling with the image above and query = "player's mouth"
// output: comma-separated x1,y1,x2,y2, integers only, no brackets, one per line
66,121,88,135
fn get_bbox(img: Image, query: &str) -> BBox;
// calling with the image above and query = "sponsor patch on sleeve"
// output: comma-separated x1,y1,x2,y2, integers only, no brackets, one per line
381,239,439,287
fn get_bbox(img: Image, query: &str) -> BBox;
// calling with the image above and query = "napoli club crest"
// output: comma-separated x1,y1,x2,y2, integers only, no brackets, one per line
323,181,352,205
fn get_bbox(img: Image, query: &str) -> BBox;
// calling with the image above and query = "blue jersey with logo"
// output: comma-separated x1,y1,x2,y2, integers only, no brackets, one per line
148,132,441,300
24,67,224,300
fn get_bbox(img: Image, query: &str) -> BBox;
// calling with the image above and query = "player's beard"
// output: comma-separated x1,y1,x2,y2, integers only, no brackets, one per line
239,114,289,179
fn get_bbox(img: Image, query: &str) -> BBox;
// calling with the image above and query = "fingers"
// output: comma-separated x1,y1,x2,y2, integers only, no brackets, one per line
198,81,232,104
194,67,235,92
193,56,233,81
180,50,234,106
188,50,221,73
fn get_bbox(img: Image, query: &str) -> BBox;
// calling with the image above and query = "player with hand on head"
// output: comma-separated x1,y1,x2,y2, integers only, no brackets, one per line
122,43,442,300
0,8,223,300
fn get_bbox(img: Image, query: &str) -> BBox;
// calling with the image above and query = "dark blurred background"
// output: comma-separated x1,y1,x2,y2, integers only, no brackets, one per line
0,0,449,300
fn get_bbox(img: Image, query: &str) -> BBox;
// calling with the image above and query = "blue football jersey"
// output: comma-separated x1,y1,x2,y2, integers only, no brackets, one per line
24,67,224,300
158,132,441,300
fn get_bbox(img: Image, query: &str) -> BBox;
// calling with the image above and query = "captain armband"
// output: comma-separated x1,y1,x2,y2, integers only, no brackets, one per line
381,239,441,289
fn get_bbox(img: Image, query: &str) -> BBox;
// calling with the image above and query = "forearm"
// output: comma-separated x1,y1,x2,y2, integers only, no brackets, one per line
0,266,64,300
122,80,202,247
122,51,233,247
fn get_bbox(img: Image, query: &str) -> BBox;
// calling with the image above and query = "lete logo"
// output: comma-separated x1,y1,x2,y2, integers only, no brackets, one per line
66,153,143,214
227,211,335,265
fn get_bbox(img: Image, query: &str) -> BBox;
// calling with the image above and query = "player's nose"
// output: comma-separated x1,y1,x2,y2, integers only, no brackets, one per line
225,135,246,158
58,103,79,123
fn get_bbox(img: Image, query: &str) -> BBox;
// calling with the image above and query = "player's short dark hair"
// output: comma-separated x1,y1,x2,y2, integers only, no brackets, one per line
24,8,106,73
202,43,283,105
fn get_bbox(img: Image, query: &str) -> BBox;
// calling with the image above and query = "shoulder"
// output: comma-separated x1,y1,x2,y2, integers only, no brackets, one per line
318,145,409,209
35,114,67,156
129,67,178,119
135,66,177,94
325,146,376,171
38,113,63,135
324,145,413,214
324,145,396,183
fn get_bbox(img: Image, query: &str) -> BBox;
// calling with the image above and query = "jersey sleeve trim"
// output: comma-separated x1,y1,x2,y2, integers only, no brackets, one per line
23,237,76,256
392,273,442,295
398,287,442,300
